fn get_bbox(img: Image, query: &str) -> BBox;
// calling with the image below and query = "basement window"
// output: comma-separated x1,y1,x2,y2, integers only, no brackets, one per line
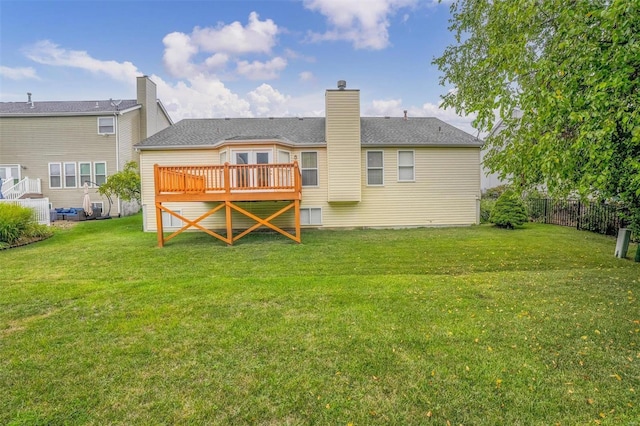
162,209,184,228
300,207,322,225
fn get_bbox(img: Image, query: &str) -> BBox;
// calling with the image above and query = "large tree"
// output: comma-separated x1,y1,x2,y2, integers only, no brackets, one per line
434,0,640,251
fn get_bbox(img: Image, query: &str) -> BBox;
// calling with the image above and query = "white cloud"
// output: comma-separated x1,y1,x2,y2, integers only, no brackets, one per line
162,32,199,79
151,73,253,120
236,57,287,80
365,97,477,134
204,53,230,70
0,65,39,80
303,0,417,49
366,98,403,116
299,71,314,82
246,84,290,116
191,12,278,55
23,40,140,82
162,12,283,79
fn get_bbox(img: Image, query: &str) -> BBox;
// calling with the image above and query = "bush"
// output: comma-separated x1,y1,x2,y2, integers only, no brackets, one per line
489,190,528,229
480,199,496,223
0,203,52,247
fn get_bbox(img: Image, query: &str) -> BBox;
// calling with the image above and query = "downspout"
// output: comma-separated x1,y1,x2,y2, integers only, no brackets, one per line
114,111,121,217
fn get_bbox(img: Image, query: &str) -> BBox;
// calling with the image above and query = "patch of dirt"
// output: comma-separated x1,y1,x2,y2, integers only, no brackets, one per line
51,220,79,230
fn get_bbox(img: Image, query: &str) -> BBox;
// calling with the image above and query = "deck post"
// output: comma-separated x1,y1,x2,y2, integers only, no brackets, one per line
224,163,233,244
295,199,301,243
155,202,164,247
153,164,165,247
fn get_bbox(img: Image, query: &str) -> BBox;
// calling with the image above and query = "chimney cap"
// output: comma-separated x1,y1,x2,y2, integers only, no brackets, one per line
337,80,346,90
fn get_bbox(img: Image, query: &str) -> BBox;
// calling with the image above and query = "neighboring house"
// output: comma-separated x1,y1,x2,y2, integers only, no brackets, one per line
481,109,523,192
0,76,172,217
136,81,483,245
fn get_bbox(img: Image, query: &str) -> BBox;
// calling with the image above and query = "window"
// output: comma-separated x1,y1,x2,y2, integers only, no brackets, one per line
91,202,104,216
98,117,115,134
79,162,91,186
300,208,322,225
367,151,384,185
301,152,318,187
94,162,107,186
49,163,62,188
398,150,415,182
162,210,183,228
64,162,77,188
278,150,291,163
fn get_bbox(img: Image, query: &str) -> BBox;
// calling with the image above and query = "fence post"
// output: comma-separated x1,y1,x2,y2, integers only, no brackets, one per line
544,199,548,223
576,201,581,230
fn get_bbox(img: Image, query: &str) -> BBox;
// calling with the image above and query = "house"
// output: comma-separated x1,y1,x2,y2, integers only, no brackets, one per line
0,76,172,217
135,80,483,245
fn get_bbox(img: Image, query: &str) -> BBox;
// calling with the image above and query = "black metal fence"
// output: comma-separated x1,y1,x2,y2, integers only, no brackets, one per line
525,198,628,237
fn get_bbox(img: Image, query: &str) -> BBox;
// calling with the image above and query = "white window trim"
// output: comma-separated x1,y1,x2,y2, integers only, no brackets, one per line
48,162,62,189
366,150,384,186
300,151,319,188
63,162,78,188
97,116,115,135
300,207,322,226
219,150,228,165
230,149,273,165
397,150,415,182
93,161,107,186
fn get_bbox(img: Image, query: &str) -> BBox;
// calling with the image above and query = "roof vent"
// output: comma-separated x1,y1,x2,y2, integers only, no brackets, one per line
27,92,34,108
403,110,408,121
337,80,346,90
95,102,99,108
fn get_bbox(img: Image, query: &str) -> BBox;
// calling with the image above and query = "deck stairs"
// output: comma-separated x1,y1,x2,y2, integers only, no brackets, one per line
1,177,43,200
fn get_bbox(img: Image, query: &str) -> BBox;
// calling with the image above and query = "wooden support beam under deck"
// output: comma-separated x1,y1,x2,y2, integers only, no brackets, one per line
153,162,302,246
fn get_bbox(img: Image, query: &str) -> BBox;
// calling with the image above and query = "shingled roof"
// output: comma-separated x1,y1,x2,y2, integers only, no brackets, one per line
136,116,482,149
0,99,139,115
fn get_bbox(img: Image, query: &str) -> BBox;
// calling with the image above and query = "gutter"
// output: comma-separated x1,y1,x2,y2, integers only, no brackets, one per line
0,105,141,118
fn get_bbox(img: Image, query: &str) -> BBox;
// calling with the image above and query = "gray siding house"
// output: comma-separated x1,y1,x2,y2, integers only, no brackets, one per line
0,76,172,217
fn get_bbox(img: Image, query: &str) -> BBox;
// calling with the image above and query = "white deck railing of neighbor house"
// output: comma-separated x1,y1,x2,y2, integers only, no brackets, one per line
0,198,51,226
1,177,42,200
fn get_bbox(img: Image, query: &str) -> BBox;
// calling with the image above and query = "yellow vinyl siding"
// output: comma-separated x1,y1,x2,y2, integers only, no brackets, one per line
325,90,361,202
317,147,480,227
140,146,480,232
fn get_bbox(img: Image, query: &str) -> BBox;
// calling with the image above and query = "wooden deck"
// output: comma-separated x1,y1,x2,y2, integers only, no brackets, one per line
154,162,302,246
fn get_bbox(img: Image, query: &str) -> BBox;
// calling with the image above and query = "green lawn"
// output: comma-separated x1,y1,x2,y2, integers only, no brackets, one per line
1,215,638,425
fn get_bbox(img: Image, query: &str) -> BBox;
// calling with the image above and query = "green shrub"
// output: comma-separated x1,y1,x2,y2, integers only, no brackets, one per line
489,190,528,229
480,199,496,223
0,203,52,246
0,203,33,244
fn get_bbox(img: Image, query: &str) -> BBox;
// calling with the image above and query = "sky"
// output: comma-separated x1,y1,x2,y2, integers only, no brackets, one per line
0,0,477,134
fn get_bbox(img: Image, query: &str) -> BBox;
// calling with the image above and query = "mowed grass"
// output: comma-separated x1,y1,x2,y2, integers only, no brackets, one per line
1,215,639,425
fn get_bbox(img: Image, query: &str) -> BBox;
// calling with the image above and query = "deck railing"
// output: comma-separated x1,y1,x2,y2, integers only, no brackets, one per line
154,162,301,195
1,177,41,200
